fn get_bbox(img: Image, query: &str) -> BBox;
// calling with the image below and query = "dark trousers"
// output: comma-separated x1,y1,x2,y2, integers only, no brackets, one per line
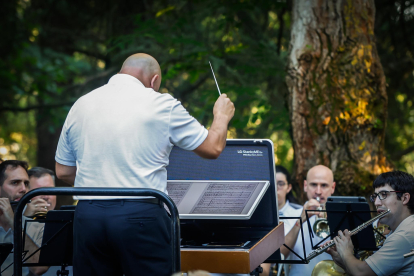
73,200,172,276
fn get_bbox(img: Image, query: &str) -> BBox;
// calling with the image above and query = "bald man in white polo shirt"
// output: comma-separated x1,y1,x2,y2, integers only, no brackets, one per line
55,53,235,276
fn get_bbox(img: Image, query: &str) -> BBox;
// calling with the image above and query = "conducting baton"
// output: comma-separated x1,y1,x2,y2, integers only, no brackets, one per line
209,61,221,96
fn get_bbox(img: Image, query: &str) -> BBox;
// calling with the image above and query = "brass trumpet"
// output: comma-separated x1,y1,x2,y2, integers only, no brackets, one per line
313,197,330,239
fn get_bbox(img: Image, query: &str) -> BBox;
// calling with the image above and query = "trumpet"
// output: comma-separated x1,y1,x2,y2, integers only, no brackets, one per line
306,209,390,262
312,197,330,239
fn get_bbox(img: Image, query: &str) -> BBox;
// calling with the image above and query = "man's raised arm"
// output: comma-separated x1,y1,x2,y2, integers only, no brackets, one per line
193,94,235,159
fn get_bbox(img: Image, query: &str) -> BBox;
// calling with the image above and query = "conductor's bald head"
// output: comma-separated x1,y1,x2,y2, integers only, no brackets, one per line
120,53,162,91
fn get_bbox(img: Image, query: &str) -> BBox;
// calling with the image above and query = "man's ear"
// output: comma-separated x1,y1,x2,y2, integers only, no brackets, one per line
402,193,410,205
331,181,336,195
287,184,292,193
150,74,159,90
304,180,308,192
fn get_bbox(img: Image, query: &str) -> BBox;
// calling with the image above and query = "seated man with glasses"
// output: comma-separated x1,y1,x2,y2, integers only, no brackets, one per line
327,171,414,276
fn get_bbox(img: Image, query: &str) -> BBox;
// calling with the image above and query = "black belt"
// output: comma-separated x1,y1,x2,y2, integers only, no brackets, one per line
123,198,160,205
87,198,161,205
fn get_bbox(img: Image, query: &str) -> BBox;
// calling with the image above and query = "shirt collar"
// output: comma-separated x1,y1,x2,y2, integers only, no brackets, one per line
279,200,290,215
108,74,145,87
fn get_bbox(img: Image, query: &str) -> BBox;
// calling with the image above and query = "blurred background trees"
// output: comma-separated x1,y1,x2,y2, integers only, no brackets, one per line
1,0,413,205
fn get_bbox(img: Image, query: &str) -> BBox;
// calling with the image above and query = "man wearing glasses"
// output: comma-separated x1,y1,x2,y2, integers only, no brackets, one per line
327,171,414,276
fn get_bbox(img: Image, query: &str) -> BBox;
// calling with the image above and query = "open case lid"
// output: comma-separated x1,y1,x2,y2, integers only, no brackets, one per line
167,139,279,232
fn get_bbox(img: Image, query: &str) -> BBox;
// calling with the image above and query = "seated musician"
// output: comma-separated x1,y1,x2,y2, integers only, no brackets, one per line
0,160,46,276
261,165,301,276
25,167,73,276
326,171,414,276
280,165,336,276
275,165,302,232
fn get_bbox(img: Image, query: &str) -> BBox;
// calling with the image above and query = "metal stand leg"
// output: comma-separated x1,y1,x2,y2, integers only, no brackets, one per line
57,265,69,276
250,265,263,276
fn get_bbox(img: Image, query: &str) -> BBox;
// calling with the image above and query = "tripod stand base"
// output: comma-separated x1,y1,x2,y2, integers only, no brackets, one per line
57,265,69,276
250,266,263,276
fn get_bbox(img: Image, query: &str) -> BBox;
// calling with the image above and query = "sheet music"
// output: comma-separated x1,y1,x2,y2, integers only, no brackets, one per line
190,182,258,214
166,183,191,206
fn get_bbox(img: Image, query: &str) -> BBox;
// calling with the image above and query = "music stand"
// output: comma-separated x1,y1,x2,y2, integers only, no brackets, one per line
324,196,377,251
0,243,13,276
29,210,74,276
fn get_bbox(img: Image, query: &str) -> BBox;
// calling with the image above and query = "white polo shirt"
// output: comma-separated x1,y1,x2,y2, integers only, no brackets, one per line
55,74,208,200
287,209,332,276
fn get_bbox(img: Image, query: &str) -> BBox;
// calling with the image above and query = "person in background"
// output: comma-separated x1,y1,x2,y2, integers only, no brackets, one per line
281,165,336,276
25,167,73,276
0,160,45,276
27,167,56,211
275,165,301,232
261,165,301,276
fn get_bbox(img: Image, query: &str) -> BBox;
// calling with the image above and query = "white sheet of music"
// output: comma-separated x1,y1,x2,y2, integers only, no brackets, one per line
166,180,269,219
167,182,191,206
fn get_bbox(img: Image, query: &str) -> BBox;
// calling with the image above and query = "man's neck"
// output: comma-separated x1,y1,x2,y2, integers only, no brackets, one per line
390,210,412,231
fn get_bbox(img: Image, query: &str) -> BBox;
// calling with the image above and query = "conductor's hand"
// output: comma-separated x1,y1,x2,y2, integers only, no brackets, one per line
24,198,50,217
0,198,14,230
213,94,235,123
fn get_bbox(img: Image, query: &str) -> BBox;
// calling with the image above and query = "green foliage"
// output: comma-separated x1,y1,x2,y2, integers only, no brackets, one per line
2,0,413,182
109,0,293,166
0,0,293,170
375,0,414,173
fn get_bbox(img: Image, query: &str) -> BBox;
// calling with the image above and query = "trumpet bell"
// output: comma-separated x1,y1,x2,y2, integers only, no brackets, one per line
313,218,330,239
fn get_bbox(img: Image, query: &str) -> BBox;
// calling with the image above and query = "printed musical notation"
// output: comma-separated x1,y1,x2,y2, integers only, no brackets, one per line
166,183,191,206
191,183,258,214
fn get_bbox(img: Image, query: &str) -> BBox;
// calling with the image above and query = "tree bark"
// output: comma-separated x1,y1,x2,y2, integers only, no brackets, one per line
286,0,389,201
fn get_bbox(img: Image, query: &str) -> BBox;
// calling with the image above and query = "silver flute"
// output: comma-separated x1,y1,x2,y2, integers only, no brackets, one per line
306,209,391,262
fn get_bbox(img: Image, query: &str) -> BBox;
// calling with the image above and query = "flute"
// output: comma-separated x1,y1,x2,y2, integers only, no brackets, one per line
306,209,391,262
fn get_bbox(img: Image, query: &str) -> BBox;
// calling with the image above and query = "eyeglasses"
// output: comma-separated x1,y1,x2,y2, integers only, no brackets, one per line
277,181,287,188
369,190,403,202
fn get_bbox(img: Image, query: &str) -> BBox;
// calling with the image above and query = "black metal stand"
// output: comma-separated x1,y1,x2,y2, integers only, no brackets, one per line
13,187,181,276
250,265,263,276
276,216,309,264
57,265,69,276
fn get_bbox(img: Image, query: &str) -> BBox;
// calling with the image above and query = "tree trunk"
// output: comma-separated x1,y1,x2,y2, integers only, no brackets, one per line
286,0,389,201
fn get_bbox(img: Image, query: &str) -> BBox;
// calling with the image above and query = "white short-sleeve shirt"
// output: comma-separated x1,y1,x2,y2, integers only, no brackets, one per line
279,200,303,234
286,209,332,276
55,74,208,199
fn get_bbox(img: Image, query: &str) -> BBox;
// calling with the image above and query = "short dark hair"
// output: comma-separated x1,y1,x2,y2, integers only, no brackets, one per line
0,160,29,186
275,165,299,205
373,171,414,214
276,165,291,183
28,167,55,181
